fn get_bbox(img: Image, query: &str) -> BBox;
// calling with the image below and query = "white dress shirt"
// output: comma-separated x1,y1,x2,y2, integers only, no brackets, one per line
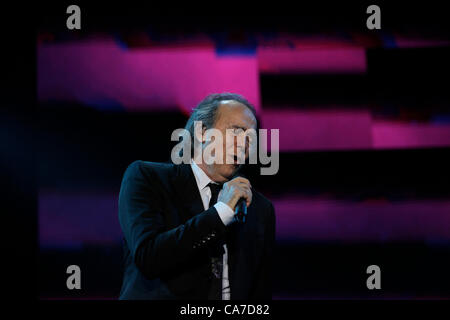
190,159,234,300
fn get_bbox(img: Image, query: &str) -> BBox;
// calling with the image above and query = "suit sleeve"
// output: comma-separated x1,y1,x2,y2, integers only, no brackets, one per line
118,161,227,280
250,202,276,299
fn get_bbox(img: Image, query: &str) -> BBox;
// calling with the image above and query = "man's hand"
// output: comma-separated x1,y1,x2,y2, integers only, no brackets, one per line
218,177,252,210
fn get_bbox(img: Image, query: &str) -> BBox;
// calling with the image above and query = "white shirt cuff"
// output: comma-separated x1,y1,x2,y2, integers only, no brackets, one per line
214,202,235,226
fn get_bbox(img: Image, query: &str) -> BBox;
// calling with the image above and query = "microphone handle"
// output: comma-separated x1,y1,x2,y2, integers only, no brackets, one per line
235,198,247,223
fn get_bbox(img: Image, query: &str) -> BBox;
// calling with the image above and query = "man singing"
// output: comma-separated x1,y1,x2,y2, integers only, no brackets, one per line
118,93,276,300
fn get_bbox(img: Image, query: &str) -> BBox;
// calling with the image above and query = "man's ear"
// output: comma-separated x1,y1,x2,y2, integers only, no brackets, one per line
194,125,207,144
201,126,206,142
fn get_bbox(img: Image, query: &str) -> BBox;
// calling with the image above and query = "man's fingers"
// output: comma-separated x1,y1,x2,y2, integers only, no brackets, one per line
235,180,252,190
225,176,252,190
219,178,252,210
237,180,251,188
232,176,251,186
237,186,252,206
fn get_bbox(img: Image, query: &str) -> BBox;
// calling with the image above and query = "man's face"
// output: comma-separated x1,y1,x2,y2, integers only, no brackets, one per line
204,100,257,182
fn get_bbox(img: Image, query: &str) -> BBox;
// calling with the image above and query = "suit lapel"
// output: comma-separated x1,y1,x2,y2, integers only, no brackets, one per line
172,163,205,221
172,163,248,299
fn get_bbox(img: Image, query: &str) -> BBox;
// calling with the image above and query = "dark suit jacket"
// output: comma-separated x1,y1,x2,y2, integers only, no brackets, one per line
118,160,276,300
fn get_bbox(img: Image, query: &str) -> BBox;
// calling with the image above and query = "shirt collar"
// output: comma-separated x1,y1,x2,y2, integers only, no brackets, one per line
190,159,213,191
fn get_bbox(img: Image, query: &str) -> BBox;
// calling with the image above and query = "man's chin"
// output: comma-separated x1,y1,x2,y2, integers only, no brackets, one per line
229,163,242,176
219,163,240,181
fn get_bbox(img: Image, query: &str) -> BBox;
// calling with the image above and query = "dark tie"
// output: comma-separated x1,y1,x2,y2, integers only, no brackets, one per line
207,182,225,300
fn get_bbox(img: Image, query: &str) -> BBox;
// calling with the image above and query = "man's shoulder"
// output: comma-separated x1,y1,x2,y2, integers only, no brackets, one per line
123,160,178,182
128,160,175,171
252,188,274,213
249,189,275,229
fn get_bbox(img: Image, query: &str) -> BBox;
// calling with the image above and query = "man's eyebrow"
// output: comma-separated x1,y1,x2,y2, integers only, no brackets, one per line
230,125,247,130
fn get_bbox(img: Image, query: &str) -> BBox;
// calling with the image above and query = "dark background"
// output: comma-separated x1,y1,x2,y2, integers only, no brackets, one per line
4,2,450,300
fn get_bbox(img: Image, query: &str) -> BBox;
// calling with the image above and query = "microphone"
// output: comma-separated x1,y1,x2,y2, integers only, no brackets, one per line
231,170,249,224
235,198,247,223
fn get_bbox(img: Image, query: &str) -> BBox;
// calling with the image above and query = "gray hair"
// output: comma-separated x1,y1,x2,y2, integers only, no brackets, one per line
184,92,258,154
